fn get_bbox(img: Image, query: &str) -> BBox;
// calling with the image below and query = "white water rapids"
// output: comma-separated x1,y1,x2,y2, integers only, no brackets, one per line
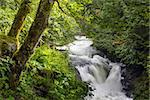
57,36,132,100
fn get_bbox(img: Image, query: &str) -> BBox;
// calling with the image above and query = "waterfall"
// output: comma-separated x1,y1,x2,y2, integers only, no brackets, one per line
56,36,133,100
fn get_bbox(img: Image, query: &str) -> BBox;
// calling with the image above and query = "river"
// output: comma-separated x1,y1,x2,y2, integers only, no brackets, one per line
57,36,133,100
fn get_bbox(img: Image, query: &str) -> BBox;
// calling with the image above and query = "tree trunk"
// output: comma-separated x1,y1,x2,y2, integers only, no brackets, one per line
7,0,31,38
10,0,55,90
7,0,31,49
0,35,17,57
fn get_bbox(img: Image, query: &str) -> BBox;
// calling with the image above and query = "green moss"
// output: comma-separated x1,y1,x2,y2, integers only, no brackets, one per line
0,35,17,57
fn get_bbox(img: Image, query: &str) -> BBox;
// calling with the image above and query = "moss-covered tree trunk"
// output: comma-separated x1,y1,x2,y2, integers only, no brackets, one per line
7,0,31,38
0,0,31,58
0,35,17,57
10,0,55,90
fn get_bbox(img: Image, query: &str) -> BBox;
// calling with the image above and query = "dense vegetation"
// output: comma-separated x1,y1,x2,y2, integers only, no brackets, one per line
0,45,88,99
66,0,149,99
0,0,87,99
0,0,149,99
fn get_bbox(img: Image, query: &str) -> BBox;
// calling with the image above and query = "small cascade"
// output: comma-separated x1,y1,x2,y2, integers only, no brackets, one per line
56,36,132,100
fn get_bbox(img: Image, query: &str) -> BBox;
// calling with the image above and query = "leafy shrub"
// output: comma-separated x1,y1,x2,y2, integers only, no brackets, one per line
0,45,88,100
20,45,88,100
0,57,15,99
0,0,20,35
133,73,149,100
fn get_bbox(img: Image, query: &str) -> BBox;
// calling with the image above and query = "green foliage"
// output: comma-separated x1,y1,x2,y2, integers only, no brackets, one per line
0,0,148,99
133,73,149,100
27,45,88,100
0,0,79,46
67,0,149,99
0,57,15,99
0,1,88,99
0,45,88,99
43,1,80,46
70,0,149,68
0,0,21,35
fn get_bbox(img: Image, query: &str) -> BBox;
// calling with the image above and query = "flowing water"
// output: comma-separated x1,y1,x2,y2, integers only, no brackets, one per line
57,36,132,100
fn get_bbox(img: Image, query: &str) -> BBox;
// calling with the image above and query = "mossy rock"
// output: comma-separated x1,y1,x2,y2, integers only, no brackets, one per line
0,35,17,57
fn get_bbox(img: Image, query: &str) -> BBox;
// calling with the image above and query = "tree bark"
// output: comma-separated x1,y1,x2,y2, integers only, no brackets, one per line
7,0,31,38
7,0,31,50
10,0,55,90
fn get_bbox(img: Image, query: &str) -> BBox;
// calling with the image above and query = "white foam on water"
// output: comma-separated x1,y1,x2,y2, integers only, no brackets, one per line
57,36,133,100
